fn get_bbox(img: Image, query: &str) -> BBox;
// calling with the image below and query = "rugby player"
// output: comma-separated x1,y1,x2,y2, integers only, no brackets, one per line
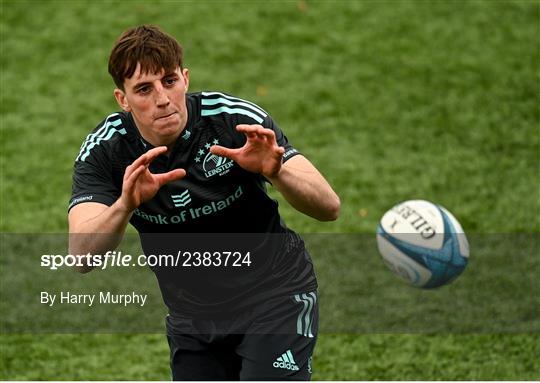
68,24,340,380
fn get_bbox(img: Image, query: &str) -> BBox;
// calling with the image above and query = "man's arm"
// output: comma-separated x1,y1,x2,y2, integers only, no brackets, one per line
210,124,340,221
267,155,340,221
68,201,133,273
68,146,185,272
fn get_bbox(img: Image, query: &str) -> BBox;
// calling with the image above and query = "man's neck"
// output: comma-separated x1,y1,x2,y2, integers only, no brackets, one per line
142,128,184,150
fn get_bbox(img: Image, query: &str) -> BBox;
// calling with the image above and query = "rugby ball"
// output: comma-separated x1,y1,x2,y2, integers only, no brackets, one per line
376,200,469,288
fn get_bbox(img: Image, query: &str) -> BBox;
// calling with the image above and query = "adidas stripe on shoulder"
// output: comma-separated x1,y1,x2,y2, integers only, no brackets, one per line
200,92,268,124
76,113,126,162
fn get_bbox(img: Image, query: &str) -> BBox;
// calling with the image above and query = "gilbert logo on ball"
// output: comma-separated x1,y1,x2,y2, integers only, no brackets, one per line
376,200,469,288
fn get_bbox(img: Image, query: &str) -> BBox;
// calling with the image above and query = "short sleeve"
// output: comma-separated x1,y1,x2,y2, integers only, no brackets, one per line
68,143,119,211
200,91,302,163
261,115,301,163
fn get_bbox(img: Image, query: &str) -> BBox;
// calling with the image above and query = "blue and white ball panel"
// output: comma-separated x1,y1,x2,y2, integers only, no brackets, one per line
379,200,445,250
439,206,470,258
376,200,469,288
376,234,432,287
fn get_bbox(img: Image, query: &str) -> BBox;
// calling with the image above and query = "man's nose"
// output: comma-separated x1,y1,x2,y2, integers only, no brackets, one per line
155,84,170,106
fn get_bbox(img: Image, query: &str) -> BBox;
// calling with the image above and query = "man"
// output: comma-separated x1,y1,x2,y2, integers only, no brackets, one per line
69,24,340,380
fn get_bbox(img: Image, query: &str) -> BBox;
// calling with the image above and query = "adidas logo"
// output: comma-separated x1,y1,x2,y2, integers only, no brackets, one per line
273,349,299,371
171,190,191,208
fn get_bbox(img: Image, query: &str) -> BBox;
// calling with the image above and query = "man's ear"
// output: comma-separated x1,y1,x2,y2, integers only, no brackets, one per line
114,88,131,112
182,68,190,92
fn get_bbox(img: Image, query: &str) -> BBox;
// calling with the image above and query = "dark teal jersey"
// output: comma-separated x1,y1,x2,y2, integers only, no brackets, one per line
69,92,317,316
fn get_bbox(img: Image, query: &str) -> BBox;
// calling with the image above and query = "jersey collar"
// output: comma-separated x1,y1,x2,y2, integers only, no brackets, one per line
125,95,197,154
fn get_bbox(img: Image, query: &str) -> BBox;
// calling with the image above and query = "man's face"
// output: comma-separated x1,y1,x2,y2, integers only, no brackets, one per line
114,64,190,147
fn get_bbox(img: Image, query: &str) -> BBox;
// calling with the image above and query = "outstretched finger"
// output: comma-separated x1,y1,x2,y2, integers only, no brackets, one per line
210,145,240,160
237,124,275,142
260,129,277,144
235,124,265,136
241,129,259,140
126,146,167,177
139,146,168,165
235,124,259,132
123,164,147,191
155,168,187,187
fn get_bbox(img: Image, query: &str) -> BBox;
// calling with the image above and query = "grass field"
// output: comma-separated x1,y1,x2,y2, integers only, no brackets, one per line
1,0,539,380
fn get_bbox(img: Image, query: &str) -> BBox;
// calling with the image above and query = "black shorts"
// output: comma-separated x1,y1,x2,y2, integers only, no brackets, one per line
166,291,318,380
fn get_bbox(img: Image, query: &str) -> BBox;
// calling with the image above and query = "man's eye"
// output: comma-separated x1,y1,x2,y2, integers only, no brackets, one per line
137,86,151,94
164,78,177,86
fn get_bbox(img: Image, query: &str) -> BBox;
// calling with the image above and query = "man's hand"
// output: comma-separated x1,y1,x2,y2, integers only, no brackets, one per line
209,124,285,178
119,146,186,211
210,125,340,221
68,146,185,271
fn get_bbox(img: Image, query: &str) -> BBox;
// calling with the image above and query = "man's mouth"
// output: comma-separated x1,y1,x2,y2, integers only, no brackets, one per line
156,112,177,120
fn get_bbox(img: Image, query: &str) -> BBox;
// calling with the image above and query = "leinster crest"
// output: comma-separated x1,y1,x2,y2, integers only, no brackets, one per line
195,138,234,178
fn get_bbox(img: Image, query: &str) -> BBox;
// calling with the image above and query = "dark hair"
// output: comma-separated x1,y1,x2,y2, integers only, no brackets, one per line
108,25,183,90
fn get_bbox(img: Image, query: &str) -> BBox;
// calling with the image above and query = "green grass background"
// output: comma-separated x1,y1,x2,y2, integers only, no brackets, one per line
1,0,539,380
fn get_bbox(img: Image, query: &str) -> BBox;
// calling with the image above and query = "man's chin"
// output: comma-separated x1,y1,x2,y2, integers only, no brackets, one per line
152,124,183,144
